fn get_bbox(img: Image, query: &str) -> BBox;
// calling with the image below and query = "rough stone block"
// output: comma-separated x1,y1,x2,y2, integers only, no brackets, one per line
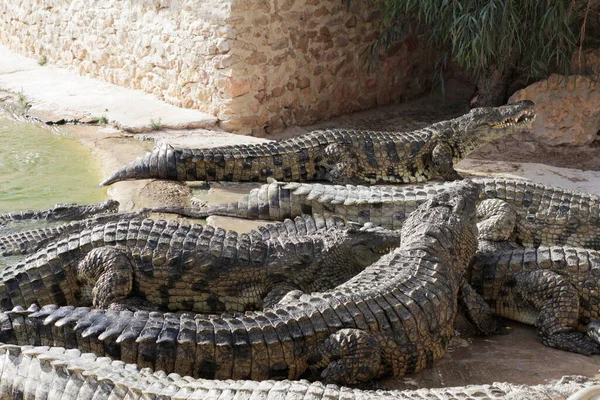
0,0,438,134
510,74,600,146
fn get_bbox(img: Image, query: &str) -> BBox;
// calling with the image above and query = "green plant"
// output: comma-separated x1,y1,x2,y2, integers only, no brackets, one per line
16,89,29,109
353,0,596,106
37,55,48,66
150,118,163,131
98,115,108,125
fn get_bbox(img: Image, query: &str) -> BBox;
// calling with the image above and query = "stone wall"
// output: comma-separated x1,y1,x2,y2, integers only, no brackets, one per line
0,0,437,134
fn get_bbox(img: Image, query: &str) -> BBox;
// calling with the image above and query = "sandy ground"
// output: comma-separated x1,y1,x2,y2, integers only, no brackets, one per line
2,44,600,392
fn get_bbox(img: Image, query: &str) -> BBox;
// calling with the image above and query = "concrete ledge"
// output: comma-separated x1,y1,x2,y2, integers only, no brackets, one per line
0,44,218,132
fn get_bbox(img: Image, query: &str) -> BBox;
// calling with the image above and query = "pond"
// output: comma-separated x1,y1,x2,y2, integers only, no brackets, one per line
0,113,108,213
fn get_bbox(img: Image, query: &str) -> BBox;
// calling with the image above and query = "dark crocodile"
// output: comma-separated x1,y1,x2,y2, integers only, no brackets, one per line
101,101,534,186
0,215,401,314
0,345,597,400
165,177,600,249
0,199,119,225
0,181,486,385
469,243,600,355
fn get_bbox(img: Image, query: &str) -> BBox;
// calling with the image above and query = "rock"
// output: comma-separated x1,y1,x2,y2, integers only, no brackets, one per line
509,74,600,146
571,47,600,75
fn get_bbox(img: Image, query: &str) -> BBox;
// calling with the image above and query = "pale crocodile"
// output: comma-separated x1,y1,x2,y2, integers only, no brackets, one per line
163,177,600,249
0,345,597,400
101,101,534,186
0,215,401,314
0,181,486,385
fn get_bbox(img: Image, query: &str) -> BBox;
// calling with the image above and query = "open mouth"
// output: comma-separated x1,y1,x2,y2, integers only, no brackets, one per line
376,246,397,254
491,111,536,128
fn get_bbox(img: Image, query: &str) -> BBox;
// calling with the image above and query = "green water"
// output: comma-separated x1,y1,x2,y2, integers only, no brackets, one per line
0,116,108,213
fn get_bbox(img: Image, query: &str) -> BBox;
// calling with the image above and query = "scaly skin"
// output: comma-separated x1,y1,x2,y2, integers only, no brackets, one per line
0,215,401,314
469,243,600,355
165,177,600,249
0,345,596,400
101,101,534,186
0,181,484,385
0,209,151,257
0,200,119,225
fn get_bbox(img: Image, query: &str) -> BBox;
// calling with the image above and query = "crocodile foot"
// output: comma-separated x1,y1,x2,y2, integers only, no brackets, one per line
432,142,463,181
309,328,382,385
476,199,517,241
108,297,160,312
75,246,134,308
460,281,507,335
541,331,600,356
262,284,301,309
586,321,600,345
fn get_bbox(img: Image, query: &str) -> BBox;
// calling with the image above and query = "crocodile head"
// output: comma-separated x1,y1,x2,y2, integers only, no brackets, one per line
402,180,480,273
444,99,536,156
301,223,402,292
344,223,402,267
46,199,120,221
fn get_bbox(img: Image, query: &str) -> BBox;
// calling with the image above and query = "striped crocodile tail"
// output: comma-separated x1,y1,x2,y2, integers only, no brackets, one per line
159,181,312,220
100,140,318,186
100,143,177,186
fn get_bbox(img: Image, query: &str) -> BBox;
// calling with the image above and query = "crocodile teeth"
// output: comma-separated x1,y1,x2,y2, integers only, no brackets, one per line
492,111,535,128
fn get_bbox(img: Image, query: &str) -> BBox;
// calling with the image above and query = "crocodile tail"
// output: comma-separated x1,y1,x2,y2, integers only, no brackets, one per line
151,182,302,220
100,143,175,185
101,137,324,186
0,226,64,256
188,181,318,220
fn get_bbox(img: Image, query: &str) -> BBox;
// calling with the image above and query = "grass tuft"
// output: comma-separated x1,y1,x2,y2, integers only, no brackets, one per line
17,89,30,109
150,118,163,131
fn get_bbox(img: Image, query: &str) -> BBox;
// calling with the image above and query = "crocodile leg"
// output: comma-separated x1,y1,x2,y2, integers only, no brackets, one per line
323,143,360,184
309,328,382,385
459,280,501,335
262,283,302,308
431,142,462,181
505,270,600,355
477,198,517,241
74,247,134,308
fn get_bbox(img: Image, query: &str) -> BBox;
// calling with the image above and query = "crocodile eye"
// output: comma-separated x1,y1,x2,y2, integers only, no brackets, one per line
352,244,384,267
352,244,372,253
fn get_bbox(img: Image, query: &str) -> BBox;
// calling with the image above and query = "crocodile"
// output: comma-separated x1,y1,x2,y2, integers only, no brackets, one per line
0,209,151,257
468,243,600,355
0,345,597,400
0,199,119,225
0,181,485,385
0,215,401,314
100,101,534,186
162,177,600,249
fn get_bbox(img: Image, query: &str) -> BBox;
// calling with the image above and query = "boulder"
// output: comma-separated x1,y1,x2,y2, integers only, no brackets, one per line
509,74,600,146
